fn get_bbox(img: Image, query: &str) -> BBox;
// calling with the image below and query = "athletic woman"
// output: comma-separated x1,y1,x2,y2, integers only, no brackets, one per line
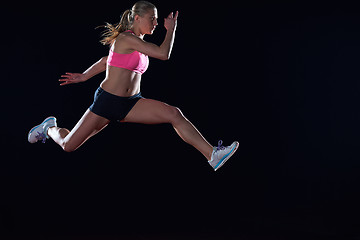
28,1,238,171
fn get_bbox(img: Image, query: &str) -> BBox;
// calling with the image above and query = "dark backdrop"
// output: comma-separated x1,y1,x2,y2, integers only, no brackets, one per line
2,0,360,239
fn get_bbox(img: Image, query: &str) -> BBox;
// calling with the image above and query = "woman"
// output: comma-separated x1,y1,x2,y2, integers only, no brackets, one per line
28,1,238,171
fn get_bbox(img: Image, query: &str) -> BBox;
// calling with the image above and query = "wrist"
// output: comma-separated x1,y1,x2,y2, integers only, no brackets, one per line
82,72,90,81
166,27,176,32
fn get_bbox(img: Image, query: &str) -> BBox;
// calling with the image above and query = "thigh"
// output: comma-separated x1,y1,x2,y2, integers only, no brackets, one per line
122,98,176,124
64,109,110,150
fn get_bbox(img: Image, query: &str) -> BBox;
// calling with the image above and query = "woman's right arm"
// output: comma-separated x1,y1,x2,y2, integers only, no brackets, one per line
59,56,108,86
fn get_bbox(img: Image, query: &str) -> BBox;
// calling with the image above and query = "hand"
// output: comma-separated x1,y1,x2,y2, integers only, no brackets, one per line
59,72,87,86
164,11,179,31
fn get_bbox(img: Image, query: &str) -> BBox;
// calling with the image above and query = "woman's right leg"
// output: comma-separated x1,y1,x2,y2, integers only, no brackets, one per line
48,109,110,152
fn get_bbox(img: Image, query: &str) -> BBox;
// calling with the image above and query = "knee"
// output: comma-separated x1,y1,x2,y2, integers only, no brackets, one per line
167,106,185,124
62,141,76,153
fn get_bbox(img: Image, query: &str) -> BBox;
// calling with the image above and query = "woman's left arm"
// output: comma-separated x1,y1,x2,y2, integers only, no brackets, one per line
125,11,178,60
59,56,108,86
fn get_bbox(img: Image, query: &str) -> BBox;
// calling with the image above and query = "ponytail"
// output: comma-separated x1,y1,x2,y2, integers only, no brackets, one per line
99,9,134,45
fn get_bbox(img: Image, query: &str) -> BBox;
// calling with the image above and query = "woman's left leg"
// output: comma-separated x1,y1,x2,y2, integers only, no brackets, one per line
122,99,213,160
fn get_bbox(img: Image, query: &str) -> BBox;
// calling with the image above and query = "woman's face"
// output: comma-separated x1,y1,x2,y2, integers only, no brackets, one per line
137,8,158,35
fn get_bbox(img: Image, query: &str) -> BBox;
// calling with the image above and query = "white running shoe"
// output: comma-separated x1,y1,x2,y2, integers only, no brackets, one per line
209,140,239,171
28,116,57,143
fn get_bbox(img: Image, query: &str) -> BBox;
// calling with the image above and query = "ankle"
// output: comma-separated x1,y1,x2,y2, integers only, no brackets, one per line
46,126,57,137
206,147,214,161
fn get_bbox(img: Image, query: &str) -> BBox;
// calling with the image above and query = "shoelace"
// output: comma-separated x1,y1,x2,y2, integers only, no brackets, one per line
215,140,225,152
35,131,47,143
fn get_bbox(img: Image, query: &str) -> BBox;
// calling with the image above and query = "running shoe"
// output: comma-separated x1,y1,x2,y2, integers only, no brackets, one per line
209,140,239,171
28,116,57,143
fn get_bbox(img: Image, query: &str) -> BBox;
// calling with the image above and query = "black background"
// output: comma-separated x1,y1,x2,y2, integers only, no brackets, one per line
2,0,360,239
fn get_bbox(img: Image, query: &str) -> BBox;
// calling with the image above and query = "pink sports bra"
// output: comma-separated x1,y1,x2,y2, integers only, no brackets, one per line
107,30,149,75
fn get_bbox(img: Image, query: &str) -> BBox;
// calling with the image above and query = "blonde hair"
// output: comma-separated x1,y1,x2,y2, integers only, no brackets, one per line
99,1,156,45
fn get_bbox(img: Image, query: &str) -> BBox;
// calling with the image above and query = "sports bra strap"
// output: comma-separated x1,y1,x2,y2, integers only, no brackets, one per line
124,30,135,34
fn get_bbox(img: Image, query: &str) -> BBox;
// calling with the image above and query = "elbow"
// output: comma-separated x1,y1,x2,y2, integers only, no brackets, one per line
160,54,170,61
157,48,171,60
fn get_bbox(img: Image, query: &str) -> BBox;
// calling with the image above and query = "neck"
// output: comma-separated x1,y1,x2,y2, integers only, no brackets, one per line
130,27,145,39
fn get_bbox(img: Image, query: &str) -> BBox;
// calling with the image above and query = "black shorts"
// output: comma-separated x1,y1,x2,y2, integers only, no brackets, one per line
89,87,143,121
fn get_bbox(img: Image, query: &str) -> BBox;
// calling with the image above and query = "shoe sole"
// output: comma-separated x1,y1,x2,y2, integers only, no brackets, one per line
214,141,239,171
28,116,56,143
